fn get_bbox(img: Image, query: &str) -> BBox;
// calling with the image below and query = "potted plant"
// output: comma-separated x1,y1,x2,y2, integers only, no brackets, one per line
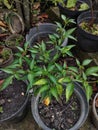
5,34,24,53
26,15,76,49
56,0,91,19
5,12,25,34
77,10,98,52
0,79,29,123
1,18,98,129
0,45,13,79
0,45,29,123
0,46,13,67
91,93,98,129
1,40,98,129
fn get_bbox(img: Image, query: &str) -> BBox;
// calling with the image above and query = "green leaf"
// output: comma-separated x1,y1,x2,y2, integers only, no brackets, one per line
68,67,78,73
61,15,66,21
28,73,34,88
48,64,55,72
24,42,29,50
66,0,77,8
38,85,49,94
85,85,92,101
55,63,62,72
29,49,38,54
82,72,87,80
0,76,13,91
41,41,46,52
66,83,74,102
33,79,47,86
56,84,63,96
30,59,35,70
17,46,24,52
50,87,59,101
24,57,31,65
76,59,80,66
3,0,12,9
58,77,71,83
55,22,62,28
82,59,92,66
0,68,13,74
19,57,22,65
48,74,57,85
79,3,89,11
0,106,3,113
86,66,98,76
65,51,74,57
67,28,76,35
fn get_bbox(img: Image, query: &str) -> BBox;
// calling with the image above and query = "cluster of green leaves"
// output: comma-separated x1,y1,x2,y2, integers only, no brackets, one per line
0,47,12,62
6,35,24,46
0,14,98,103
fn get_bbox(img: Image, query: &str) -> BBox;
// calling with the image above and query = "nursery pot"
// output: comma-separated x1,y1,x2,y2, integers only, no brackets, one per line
26,23,68,61
0,47,13,79
0,80,29,123
77,11,98,52
92,93,98,129
58,0,91,20
31,82,89,130
26,23,68,47
0,47,13,68
7,12,24,34
5,34,24,53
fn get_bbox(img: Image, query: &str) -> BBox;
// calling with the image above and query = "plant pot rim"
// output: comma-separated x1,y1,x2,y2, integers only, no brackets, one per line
26,23,68,47
31,82,89,130
0,80,29,123
7,12,24,34
92,93,98,120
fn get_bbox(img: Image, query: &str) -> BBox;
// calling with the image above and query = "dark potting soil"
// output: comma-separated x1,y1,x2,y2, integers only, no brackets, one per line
0,80,27,121
38,93,81,130
34,35,55,51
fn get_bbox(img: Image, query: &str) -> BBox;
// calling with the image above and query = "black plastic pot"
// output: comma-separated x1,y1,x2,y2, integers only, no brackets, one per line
91,93,98,129
0,80,29,123
31,82,89,130
58,0,91,20
5,34,24,53
26,23,68,47
77,11,98,52
0,47,13,79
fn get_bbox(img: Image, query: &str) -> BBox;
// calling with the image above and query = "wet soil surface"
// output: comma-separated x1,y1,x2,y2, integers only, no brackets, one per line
0,80,27,121
38,93,80,130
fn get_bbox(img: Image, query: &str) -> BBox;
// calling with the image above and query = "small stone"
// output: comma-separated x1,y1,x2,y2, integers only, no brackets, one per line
8,99,11,102
0,99,5,105
21,92,24,96
67,118,73,124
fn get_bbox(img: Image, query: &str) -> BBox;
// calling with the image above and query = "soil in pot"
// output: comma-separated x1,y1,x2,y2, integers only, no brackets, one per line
65,0,89,11
38,93,81,130
0,80,27,121
80,21,98,36
33,34,55,50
